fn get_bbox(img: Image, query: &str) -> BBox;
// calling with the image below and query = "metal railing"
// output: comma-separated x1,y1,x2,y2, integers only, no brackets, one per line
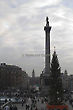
0,101,11,110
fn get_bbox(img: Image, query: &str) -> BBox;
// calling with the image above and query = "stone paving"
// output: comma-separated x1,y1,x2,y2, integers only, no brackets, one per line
14,99,73,110
14,98,47,110
65,101,73,110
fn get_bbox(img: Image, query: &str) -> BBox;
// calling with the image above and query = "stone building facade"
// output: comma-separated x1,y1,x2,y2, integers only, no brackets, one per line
61,72,69,91
0,63,28,90
68,75,73,91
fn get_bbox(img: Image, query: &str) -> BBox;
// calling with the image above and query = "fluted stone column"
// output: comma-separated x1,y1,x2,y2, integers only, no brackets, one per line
44,17,51,75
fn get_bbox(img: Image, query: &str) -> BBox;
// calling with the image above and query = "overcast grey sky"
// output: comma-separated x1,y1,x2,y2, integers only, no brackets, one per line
0,0,73,76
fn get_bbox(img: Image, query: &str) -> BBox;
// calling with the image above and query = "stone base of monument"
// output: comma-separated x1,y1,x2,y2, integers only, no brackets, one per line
40,86,50,97
47,104,68,110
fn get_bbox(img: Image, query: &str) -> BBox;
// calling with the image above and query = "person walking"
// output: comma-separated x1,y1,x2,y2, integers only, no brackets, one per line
35,107,38,110
21,99,24,107
13,106,18,110
26,103,30,110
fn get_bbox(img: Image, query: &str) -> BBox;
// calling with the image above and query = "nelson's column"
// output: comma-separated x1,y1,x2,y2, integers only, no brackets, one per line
44,17,51,76
40,17,51,95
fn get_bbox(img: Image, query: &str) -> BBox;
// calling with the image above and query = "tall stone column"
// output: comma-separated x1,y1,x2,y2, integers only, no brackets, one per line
44,17,51,75
40,17,51,95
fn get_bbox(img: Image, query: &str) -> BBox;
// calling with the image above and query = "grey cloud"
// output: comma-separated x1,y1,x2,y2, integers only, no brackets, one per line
0,0,73,76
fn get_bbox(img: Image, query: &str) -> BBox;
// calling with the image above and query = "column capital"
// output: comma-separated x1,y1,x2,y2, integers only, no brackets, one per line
44,26,51,32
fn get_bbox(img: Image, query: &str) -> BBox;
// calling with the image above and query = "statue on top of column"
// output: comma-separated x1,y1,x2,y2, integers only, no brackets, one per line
46,17,49,26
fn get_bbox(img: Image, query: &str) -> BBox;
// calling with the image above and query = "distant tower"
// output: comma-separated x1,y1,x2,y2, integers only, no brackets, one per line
32,69,35,78
31,69,35,86
44,17,51,75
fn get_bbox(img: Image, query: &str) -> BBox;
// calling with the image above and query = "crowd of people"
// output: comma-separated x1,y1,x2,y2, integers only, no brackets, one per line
4,105,17,110
25,97,47,110
3,97,47,110
1,97,69,110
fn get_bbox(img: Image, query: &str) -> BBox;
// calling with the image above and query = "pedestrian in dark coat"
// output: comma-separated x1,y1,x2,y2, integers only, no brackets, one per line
21,99,24,107
13,106,17,110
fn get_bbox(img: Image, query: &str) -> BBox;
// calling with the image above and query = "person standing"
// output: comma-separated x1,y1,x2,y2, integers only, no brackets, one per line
21,99,24,107
4,105,10,110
